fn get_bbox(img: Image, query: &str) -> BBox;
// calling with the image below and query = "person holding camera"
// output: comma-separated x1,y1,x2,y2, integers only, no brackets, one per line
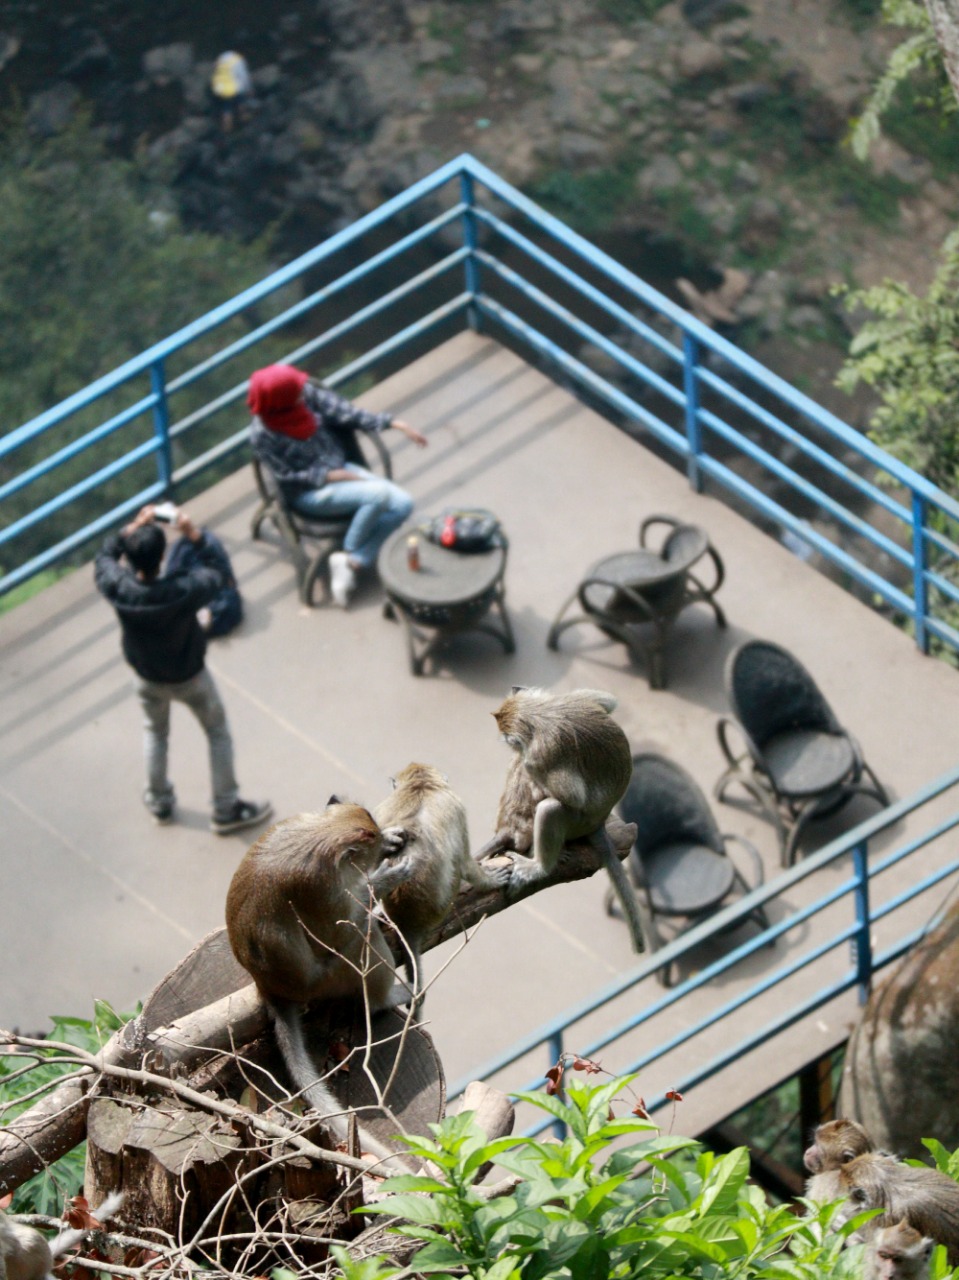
94,503,272,834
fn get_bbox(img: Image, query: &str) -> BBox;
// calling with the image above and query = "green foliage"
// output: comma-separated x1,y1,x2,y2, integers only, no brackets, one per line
850,0,954,161
529,166,640,236
0,106,283,580
336,1075,867,1280
836,227,959,493
0,1003,132,1215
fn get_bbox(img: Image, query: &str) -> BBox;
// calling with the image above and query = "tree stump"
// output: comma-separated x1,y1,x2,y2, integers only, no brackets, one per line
83,930,445,1262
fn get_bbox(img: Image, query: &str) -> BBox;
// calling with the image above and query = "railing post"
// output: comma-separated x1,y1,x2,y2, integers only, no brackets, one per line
150,360,173,494
911,491,930,653
682,332,703,493
851,840,873,1004
547,1030,565,1139
460,169,481,333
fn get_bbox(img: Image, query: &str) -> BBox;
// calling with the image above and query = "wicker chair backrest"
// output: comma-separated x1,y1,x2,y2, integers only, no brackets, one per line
728,640,840,749
620,752,723,856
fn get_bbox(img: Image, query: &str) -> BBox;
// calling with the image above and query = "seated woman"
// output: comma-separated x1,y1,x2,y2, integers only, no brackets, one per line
247,363,427,606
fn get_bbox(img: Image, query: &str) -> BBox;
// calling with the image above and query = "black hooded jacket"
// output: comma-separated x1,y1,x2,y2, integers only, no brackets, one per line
94,532,224,684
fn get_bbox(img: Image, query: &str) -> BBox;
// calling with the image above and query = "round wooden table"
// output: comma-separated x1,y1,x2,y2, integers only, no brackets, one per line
378,525,515,675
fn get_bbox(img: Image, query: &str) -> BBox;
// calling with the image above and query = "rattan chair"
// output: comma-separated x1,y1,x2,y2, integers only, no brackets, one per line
607,752,769,986
547,513,726,688
714,639,889,867
250,429,391,607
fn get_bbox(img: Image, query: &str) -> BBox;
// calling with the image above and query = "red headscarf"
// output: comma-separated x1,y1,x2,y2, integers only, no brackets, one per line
247,364,316,439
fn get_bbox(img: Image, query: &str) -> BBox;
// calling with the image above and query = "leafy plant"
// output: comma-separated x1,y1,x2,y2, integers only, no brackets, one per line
336,1072,868,1280
0,1002,132,1215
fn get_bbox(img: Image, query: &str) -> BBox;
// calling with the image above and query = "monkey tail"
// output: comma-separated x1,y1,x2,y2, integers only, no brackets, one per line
599,836,646,954
267,998,412,1174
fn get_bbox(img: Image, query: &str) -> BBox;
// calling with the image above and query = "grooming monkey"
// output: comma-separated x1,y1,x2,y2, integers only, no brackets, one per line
0,1193,123,1280
834,1153,959,1264
373,763,509,1008
804,1117,878,1204
226,801,414,1171
476,686,646,952
865,1221,934,1280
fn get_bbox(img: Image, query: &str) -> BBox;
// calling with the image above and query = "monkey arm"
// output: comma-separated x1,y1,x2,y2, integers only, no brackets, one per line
426,814,635,950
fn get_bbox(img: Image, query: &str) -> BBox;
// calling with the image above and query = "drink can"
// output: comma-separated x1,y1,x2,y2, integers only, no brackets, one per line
406,534,421,571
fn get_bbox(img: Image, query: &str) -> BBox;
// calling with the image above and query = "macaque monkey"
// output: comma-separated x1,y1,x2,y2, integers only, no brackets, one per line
226,801,415,1171
804,1117,877,1204
0,1193,123,1280
373,762,509,1009
834,1152,959,1265
476,686,646,953
865,1221,934,1280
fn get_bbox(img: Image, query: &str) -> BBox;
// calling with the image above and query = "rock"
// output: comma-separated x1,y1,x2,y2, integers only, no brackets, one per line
0,32,20,74
252,64,283,94
435,74,488,104
27,82,79,136
840,900,959,1160
511,53,544,75
143,43,194,85
675,37,726,80
413,39,455,66
682,0,742,26
869,136,933,186
635,154,683,196
60,26,112,78
740,197,784,253
557,131,610,170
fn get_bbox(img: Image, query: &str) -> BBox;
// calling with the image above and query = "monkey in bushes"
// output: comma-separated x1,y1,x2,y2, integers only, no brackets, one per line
865,1221,934,1280
834,1152,959,1265
226,801,415,1171
373,762,509,1010
476,686,645,952
804,1117,878,1204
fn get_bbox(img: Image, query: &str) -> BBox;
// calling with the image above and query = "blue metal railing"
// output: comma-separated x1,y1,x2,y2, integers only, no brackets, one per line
3,154,959,657
447,762,959,1134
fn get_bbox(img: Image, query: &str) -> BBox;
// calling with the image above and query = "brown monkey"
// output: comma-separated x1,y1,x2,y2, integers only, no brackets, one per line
476,686,646,952
804,1117,877,1204
374,763,510,1008
226,801,414,1170
0,1193,123,1280
865,1221,934,1280
835,1153,959,1265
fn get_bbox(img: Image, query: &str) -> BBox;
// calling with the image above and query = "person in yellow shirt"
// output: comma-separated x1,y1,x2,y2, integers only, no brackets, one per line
210,51,253,132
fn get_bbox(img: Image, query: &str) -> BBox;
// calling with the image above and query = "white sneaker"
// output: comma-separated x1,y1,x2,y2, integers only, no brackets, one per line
328,551,357,607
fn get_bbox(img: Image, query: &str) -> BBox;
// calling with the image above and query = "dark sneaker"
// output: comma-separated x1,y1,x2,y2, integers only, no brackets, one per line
144,790,175,825
211,799,273,836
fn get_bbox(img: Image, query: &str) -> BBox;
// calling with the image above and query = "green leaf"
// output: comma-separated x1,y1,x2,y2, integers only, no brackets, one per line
698,1146,750,1214
361,1193,450,1226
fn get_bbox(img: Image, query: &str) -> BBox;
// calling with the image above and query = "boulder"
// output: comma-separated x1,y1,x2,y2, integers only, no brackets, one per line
840,900,959,1160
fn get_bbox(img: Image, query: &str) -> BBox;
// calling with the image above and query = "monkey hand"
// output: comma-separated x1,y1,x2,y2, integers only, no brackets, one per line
371,851,415,896
380,826,410,855
503,851,545,892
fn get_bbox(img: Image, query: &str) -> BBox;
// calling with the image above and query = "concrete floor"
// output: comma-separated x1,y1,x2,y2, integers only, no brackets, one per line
4,331,959,1139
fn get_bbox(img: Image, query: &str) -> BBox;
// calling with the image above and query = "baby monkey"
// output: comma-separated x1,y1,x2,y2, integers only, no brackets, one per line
477,686,645,952
374,762,509,1010
0,1193,123,1280
804,1117,877,1206
865,1221,934,1280
226,801,414,1171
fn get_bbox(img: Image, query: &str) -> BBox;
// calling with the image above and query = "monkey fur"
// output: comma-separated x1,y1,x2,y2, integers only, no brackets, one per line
804,1117,877,1204
476,686,646,952
0,1193,123,1280
373,762,509,1009
833,1153,959,1265
865,1221,934,1280
226,801,415,1171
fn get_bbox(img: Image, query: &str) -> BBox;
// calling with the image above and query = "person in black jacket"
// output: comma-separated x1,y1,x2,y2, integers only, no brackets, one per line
95,504,272,834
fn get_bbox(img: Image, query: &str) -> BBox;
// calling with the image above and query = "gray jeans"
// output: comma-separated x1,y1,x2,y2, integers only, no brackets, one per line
136,667,239,820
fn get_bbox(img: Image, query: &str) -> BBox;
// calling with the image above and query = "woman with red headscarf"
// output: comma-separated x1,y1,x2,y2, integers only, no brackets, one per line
248,364,427,606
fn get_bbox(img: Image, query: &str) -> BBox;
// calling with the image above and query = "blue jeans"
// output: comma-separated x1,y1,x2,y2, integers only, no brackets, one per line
290,465,413,568
136,667,239,820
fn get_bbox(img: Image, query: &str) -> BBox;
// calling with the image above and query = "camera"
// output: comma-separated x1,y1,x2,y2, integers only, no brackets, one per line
153,501,179,524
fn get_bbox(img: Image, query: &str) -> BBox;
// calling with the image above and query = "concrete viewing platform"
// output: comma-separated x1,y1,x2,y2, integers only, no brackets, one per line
4,330,959,1140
